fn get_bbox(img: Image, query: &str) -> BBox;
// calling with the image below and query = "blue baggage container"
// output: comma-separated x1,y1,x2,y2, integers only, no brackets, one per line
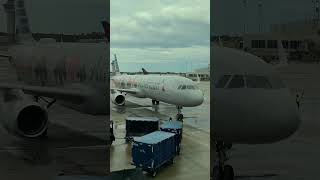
132,131,176,176
160,121,183,154
126,117,159,140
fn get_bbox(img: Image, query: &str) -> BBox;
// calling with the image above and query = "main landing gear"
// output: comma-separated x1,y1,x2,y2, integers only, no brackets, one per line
212,141,234,180
152,99,159,105
176,105,183,121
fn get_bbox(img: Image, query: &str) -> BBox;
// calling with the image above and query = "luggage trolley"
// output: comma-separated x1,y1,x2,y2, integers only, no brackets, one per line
132,131,176,177
125,117,159,142
160,120,183,155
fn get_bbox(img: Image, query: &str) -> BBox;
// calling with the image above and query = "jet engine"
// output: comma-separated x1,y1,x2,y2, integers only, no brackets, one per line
1,100,48,138
111,91,125,106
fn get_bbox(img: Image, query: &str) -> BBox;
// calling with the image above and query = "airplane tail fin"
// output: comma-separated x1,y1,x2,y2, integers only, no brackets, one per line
15,0,34,42
101,20,110,43
276,40,288,67
196,74,201,83
111,54,120,75
142,68,149,75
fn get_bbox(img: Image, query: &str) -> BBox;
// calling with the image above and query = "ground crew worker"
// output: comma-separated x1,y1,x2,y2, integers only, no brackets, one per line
296,94,300,109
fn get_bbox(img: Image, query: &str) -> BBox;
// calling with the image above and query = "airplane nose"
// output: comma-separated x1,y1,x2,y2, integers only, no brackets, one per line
194,90,204,106
273,103,301,140
262,94,301,142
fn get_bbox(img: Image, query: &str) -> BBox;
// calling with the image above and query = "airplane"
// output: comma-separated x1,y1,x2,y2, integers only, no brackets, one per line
110,54,204,120
212,45,301,179
0,0,109,138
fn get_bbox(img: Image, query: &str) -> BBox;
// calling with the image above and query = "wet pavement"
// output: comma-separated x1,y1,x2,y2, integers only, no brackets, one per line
0,104,109,180
212,63,320,179
110,81,210,179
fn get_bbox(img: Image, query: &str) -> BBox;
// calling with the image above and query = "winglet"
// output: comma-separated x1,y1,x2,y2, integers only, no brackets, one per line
15,0,34,42
101,20,110,43
196,74,201,83
142,68,149,75
276,39,288,67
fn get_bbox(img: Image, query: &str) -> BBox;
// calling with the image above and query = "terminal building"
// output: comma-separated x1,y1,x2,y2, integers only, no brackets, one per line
242,19,320,62
186,64,210,81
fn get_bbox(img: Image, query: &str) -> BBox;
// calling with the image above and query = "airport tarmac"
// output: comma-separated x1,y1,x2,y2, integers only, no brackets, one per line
0,104,109,180
110,81,210,179
213,63,320,179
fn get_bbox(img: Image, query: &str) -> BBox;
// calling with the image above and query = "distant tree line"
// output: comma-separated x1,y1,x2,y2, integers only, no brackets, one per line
0,32,105,42
32,32,105,42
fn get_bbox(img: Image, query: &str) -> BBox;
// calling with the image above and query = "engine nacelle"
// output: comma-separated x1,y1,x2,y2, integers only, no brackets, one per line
111,91,126,106
1,100,48,138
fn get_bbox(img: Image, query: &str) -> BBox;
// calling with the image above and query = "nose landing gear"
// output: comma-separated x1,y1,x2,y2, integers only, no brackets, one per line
176,105,184,121
212,141,234,180
152,99,160,105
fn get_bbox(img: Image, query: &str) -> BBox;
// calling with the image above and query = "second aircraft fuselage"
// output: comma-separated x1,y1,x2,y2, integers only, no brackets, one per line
111,74,204,107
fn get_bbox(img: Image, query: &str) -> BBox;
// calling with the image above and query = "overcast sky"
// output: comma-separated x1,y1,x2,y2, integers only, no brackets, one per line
212,0,315,35
110,0,210,72
0,0,108,33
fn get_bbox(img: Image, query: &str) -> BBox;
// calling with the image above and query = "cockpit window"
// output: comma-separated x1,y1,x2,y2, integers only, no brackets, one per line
181,85,186,90
245,75,272,89
215,75,231,88
178,85,182,89
227,75,244,88
187,85,195,89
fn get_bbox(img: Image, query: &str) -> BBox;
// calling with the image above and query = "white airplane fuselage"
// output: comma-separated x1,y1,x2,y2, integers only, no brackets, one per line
111,75,204,107
212,46,301,144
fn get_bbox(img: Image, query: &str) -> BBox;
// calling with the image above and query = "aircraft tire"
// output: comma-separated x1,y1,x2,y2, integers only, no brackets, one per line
176,114,183,121
223,165,234,180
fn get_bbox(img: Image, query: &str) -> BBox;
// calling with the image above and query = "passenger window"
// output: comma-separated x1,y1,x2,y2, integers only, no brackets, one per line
181,85,186,90
227,75,244,88
245,75,272,89
215,75,231,88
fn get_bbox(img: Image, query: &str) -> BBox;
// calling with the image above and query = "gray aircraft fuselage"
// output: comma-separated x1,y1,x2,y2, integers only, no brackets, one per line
7,42,109,115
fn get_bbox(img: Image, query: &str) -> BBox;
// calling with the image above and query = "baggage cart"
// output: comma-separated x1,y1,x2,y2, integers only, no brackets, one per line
132,131,176,176
125,117,159,141
160,120,183,154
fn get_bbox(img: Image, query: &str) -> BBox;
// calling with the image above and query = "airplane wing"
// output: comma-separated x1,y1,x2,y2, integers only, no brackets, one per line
111,88,138,95
0,83,90,103
0,52,12,59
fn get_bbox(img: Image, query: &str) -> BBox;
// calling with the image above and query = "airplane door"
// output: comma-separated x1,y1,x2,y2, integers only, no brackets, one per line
160,78,166,98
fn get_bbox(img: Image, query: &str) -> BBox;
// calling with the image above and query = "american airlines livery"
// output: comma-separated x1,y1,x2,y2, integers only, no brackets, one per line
0,0,109,138
110,55,204,120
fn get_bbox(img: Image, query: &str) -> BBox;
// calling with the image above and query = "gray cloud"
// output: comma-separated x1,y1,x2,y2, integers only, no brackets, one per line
110,0,210,72
111,0,209,48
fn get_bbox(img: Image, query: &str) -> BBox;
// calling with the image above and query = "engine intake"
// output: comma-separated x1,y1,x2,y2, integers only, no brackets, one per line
2,101,48,138
17,105,48,137
111,91,125,106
